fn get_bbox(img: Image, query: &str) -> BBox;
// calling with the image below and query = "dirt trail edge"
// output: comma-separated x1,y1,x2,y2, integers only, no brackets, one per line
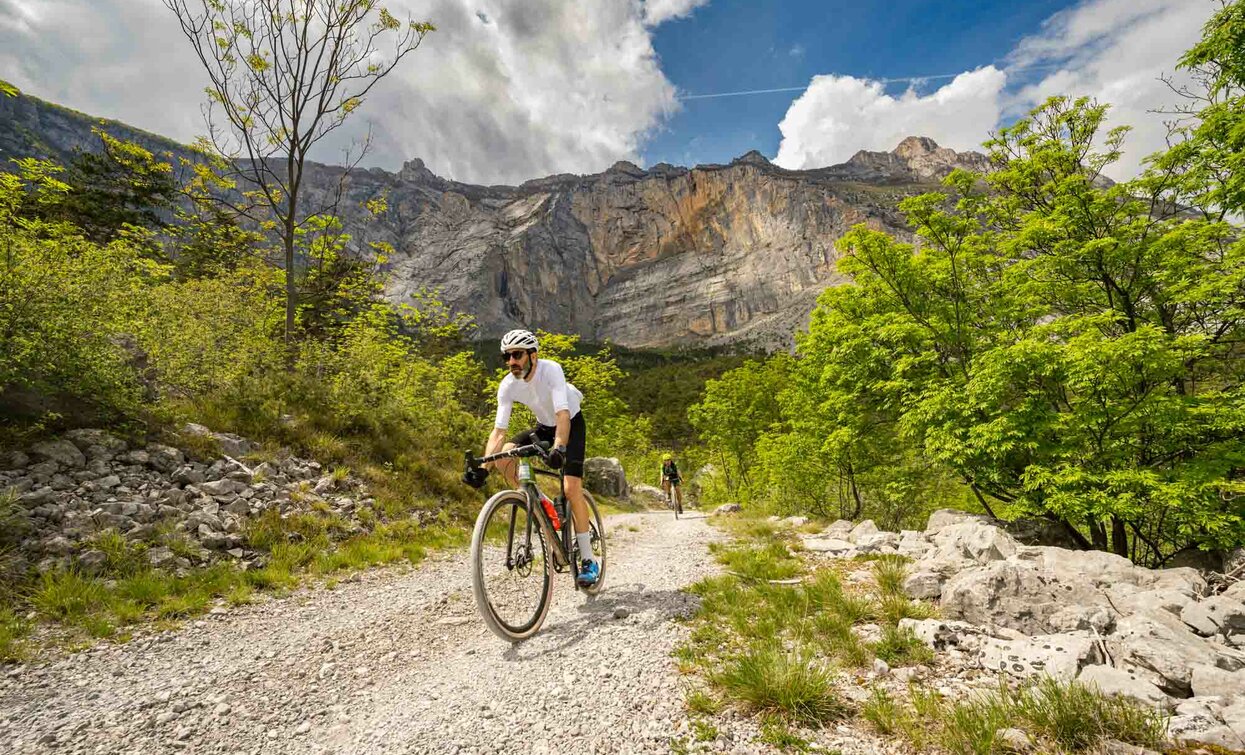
1,511,731,755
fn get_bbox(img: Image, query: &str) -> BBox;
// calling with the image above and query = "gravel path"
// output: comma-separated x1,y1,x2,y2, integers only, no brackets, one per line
0,511,748,755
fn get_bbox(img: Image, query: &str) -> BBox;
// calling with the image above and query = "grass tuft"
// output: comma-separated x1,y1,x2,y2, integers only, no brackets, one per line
712,645,846,726
861,678,1168,754
0,607,31,662
32,570,105,620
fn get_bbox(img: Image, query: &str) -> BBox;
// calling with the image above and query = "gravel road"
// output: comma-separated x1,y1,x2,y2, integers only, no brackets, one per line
0,511,749,755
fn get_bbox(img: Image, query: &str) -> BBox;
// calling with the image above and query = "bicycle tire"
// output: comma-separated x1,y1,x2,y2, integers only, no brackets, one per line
579,491,608,596
470,490,554,642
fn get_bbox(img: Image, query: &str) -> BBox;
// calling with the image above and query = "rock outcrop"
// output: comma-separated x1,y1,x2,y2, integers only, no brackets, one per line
1,427,380,574
582,457,628,499
801,511,1245,749
0,89,992,350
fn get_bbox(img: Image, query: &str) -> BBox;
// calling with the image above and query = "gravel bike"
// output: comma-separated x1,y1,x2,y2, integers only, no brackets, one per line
665,479,683,519
465,442,607,642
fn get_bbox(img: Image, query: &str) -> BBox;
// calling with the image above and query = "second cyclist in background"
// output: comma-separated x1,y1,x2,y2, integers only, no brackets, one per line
659,453,683,513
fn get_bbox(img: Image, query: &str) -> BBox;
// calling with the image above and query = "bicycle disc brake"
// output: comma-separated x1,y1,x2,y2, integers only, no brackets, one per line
512,543,535,577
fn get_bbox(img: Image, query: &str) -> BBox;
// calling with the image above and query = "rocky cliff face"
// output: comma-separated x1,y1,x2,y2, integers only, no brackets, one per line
1,91,991,349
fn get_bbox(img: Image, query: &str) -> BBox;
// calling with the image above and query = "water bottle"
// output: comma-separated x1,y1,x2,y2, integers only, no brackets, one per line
539,493,561,529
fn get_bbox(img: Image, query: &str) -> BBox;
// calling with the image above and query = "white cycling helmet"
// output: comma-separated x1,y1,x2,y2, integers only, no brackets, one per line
500,329,539,353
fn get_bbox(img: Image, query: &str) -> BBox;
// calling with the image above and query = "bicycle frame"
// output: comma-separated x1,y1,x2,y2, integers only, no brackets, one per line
469,444,580,579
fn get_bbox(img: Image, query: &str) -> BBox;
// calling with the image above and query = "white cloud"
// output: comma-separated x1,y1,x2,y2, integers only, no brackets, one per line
774,68,1007,170
1007,0,1212,178
642,0,710,27
774,0,1217,179
0,0,690,185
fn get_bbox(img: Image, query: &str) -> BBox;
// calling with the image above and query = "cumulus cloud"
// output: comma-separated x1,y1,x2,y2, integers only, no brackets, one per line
642,0,710,27
0,0,689,185
774,68,1006,170
1006,0,1212,177
773,0,1217,179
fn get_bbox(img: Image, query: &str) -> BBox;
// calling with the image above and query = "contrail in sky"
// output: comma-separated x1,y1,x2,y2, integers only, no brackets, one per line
677,65,1062,101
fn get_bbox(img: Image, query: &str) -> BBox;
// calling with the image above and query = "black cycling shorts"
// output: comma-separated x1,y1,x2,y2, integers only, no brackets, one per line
507,411,586,478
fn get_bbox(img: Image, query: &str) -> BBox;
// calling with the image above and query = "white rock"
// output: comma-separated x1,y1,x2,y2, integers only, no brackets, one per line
978,633,1100,680
800,537,854,555
30,439,86,468
847,519,879,543
1182,595,1245,637
1190,664,1245,699
1077,665,1172,709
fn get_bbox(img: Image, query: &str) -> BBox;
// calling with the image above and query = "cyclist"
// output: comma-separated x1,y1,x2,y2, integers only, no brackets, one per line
462,329,600,587
659,453,683,510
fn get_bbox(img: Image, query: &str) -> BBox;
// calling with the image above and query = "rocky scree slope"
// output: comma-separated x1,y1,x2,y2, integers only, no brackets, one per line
2,426,381,577
0,90,989,350
798,511,1245,750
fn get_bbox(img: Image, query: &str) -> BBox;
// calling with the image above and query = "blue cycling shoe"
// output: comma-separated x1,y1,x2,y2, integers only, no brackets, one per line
576,559,600,588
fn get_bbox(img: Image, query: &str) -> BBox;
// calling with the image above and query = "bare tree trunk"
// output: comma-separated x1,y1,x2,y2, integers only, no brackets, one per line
284,224,297,346
1111,515,1130,558
1089,519,1108,551
845,461,863,519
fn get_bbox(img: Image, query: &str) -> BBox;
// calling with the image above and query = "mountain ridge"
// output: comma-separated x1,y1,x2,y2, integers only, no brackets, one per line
0,88,992,349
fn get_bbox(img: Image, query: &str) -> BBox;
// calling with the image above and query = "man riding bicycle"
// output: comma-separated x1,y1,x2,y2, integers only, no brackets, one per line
462,329,600,587
659,453,683,510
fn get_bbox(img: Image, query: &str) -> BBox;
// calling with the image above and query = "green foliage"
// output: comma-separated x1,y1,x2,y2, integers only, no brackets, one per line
0,160,159,421
42,129,177,246
814,92,1245,562
688,355,792,499
0,606,31,661
681,8,1245,561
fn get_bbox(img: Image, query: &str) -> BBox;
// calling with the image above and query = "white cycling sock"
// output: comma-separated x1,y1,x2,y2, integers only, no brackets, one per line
576,531,596,564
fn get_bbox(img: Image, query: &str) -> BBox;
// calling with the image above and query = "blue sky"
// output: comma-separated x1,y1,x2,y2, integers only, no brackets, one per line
643,0,1078,167
0,0,1219,184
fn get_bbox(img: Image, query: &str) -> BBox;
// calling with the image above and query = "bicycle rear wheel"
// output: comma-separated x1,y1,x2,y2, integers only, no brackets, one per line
578,491,608,596
471,490,554,641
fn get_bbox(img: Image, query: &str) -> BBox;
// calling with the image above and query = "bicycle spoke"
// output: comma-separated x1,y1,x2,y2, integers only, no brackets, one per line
474,497,550,636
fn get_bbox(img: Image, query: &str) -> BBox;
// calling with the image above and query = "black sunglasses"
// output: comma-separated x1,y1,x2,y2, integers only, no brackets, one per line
503,351,527,363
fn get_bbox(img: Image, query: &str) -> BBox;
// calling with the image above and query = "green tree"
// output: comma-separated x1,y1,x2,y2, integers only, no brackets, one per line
162,0,434,346
802,88,1245,564
688,355,792,496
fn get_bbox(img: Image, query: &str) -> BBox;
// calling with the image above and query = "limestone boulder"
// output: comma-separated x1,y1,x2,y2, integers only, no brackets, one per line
1181,594,1245,637
1190,664,1245,699
977,632,1101,680
939,559,1115,636
63,429,127,454
629,483,666,505
1106,609,1245,695
1077,665,1172,710
902,570,946,600
29,439,85,469
847,519,879,543
582,457,628,498
924,508,986,536
824,519,854,539
925,520,1018,567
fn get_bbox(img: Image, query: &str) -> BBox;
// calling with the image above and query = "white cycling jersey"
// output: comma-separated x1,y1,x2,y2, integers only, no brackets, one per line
494,358,583,430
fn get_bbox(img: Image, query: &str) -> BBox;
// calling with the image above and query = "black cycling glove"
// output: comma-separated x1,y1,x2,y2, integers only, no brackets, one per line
462,467,489,489
547,445,567,470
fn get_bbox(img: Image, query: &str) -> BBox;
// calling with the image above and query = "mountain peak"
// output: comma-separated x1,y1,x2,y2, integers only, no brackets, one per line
732,150,771,166
893,136,942,158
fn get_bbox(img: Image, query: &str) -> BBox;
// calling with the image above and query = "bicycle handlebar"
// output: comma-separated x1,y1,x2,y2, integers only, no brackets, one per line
465,441,550,470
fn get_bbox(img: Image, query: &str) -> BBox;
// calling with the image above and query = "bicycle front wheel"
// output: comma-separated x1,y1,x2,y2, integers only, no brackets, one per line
471,490,554,642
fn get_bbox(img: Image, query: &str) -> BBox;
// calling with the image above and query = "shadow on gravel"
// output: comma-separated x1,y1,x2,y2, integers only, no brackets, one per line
498,581,702,662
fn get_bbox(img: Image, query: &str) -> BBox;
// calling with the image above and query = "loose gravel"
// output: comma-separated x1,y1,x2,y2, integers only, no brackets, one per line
0,512,726,754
